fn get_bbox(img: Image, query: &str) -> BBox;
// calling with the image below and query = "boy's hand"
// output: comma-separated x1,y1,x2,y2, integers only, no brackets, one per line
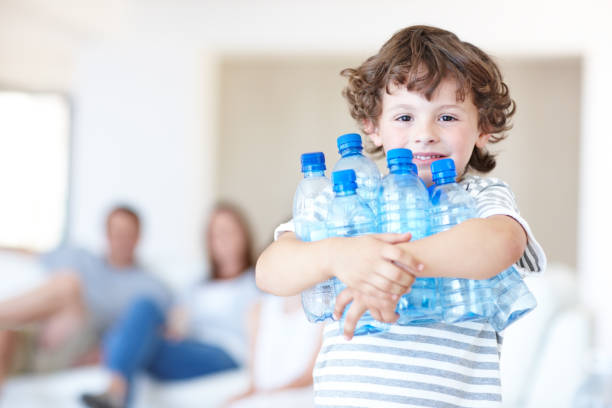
333,287,403,340
329,232,421,300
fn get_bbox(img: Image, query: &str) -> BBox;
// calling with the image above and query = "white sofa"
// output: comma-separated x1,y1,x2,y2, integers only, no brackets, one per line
0,365,251,408
500,263,592,407
0,252,310,408
0,252,591,408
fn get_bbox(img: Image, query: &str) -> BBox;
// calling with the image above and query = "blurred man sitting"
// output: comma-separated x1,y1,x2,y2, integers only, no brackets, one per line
0,205,172,386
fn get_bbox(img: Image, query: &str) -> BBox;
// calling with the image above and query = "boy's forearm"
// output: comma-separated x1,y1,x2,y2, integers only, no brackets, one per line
255,232,333,296
404,215,527,280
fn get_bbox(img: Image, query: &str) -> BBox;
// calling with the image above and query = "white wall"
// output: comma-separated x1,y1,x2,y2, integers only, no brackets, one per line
33,0,612,343
0,0,123,91
70,42,214,288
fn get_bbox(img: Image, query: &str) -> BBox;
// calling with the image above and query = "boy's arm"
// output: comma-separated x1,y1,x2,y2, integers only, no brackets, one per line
404,215,527,280
255,232,331,296
255,231,419,300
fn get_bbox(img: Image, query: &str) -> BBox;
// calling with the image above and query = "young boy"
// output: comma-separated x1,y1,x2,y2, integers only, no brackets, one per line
256,25,545,408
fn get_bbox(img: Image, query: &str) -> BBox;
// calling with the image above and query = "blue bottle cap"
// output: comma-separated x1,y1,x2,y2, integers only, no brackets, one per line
386,148,413,165
431,158,457,183
300,152,326,172
332,169,358,192
337,133,363,152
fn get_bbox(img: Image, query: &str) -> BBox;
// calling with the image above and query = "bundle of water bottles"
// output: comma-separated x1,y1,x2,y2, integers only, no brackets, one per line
294,133,536,335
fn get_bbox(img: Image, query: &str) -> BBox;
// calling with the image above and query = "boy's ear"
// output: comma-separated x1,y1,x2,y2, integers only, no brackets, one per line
363,119,383,147
476,132,491,148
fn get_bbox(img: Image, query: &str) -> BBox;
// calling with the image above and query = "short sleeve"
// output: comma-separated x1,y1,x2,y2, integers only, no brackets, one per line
273,219,295,241
39,246,93,274
465,176,547,276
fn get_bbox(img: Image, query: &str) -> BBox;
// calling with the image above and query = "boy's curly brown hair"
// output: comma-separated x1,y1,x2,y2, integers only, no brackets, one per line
341,25,515,173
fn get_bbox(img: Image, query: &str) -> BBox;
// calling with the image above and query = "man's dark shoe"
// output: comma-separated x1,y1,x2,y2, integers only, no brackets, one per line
80,392,124,408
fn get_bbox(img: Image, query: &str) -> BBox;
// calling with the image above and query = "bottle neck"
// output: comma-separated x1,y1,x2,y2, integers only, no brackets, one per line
433,176,456,185
339,146,363,157
334,186,357,197
303,170,325,178
389,162,415,175
335,190,357,197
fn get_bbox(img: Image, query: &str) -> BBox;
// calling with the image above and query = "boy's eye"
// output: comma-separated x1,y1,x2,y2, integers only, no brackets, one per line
396,115,412,122
440,115,456,122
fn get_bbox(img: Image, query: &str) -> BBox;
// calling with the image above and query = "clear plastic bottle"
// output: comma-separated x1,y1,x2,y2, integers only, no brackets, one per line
429,158,536,329
332,133,382,216
488,266,538,331
327,169,389,335
377,148,438,324
428,158,491,323
294,152,335,322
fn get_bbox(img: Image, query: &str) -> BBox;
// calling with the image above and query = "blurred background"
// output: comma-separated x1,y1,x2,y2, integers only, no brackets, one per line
0,0,611,407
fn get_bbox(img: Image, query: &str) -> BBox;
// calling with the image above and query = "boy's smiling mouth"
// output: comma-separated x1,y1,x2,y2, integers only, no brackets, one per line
412,152,448,165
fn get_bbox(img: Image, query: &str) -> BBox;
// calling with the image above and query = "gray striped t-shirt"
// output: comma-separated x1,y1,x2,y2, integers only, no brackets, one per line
274,174,546,408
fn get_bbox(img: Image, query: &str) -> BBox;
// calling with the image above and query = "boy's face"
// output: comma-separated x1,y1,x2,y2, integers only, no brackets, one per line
367,77,490,187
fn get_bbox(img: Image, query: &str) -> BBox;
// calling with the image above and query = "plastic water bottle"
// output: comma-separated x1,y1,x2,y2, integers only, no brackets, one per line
294,152,335,323
327,169,388,335
428,158,491,323
488,267,537,331
428,158,536,329
377,148,438,324
332,133,382,215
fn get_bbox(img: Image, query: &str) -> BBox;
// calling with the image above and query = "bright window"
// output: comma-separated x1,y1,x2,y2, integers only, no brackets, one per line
0,91,70,252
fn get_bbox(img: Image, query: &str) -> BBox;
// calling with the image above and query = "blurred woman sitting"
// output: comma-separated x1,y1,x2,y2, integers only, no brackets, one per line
224,293,323,408
81,202,260,408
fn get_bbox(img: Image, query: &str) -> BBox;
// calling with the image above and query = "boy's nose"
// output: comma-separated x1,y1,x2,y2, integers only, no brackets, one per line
410,122,440,145
413,132,439,145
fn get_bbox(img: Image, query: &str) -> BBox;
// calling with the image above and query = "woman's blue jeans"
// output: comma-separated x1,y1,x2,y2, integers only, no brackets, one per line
103,297,238,401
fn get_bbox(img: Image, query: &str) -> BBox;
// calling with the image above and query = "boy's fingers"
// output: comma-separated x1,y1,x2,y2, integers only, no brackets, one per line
379,307,400,323
379,245,423,279
373,232,412,244
367,273,408,296
333,288,354,320
364,294,400,318
369,307,383,322
376,261,415,289
355,292,399,324
359,282,403,303
388,265,416,290
343,302,368,340
380,246,423,277
366,301,397,324
394,259,425,277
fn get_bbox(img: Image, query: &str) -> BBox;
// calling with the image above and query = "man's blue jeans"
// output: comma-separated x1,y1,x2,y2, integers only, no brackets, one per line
103,297,238,389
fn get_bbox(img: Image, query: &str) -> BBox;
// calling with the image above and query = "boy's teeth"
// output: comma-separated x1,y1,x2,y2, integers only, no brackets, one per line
415,155,442,160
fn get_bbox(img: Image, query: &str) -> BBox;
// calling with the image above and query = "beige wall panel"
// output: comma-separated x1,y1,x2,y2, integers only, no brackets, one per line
492,57,580,269
218,56,580,268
